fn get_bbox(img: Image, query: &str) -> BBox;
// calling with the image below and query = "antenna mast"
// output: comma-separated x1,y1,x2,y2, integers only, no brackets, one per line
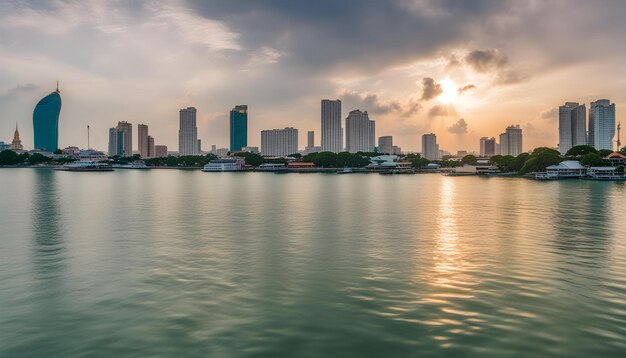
87,125,90,150
617,122,622,151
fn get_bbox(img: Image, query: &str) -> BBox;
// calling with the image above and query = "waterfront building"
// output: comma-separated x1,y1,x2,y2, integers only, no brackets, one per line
261,127,298,156
345,110,375,153
378,136,393,154
148,136,155,158
422,133,439,160
480,137,496,157
108,128,126,157
179,107,198,156
499,125,523,157
138,124,149,158
321,99,342,153
392,145,402,155
304,131,321,155
544,161,587,178
0,141,9,151
154,145,168,157
11,123,23,150
558,102,587,154
116,121,132,157
241,146,259,153
202,158,245,172
33,84,62,152
588,99,616,151
216,148,230,157
211,144,217,154
606,151,626,166
230,105,248,151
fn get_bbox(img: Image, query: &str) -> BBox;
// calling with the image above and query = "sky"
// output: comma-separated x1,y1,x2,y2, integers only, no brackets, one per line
1,0,625,153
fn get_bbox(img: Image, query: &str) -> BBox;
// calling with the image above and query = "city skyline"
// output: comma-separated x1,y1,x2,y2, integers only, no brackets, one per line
1,1,625,153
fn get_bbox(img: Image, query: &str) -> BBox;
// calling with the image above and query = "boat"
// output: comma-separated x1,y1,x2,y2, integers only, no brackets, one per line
58,160,113,172
112,161,150,169
337,167,353,174
256,163,288,172
202,158,245,172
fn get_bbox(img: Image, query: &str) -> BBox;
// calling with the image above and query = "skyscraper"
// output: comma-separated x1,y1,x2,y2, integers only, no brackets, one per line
480,137,496,157
422,133,439,160
345,110,375,153
230,105,248,151
321,99,342,153
33,84,62,151
108,127,125,157
499,125,523,157
116,121,132,157
588,99,615,151
179,107,198,156
307,131,315,148
261,127,298,156
138,124,149,158
378,136,393,154
11,123,23,150
147,136,155,158
558,102,586,154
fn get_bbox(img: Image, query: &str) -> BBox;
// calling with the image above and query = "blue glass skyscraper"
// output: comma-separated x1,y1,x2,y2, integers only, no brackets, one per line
33,85,62,151
230,105,248,151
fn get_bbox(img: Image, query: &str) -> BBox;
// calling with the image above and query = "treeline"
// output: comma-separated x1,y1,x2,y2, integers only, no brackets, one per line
0,150,74,166
142,154,218,167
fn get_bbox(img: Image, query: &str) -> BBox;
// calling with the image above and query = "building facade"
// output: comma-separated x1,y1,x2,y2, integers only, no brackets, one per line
422,133,439,160
138,124,149,158
230,105,248,151
108,128,125,157
154,145,168,157
179,107,198,156
480,137,496,157
147,136,155,158
321,99,342,153
33,86,62,152
558,102,586,154
345,110,375,153
116,121,132,157
261,127,298,156
588,99,615,151
378,136,393,154
499,125,523,157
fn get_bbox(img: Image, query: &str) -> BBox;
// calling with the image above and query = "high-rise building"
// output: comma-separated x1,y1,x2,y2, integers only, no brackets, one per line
197,139,202,154
558,102,586,154
147,136,155,158
345,110,375,153
307,131,315,148
11,123,23,150
33,84,62,151
499,125,523,157
138,124,149,158
321,99,342,153
378,136,393,154
230,105,248,151
211,144,217,154
116,121,132,157
154,145,168,157
422,133,439,160
480,137,496,157
108,128,125,157
179,107,198,156
392,145,402,155
588,99,616,151
261,127,298,156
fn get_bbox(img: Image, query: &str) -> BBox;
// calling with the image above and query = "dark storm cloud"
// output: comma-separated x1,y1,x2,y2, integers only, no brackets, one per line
464,49,508,73
448,118,468,134
420,77,443,101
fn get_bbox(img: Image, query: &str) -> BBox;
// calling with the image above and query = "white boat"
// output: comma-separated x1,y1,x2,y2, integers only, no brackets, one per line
256,163,287,172
113,161,150,169
59,160,113,172
202,158,244,172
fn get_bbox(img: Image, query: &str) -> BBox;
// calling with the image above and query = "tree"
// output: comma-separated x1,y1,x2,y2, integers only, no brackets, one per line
616,165,625,174
28,153,52,165
519,150,560,174
566,145,597,157
288,153,302,159
410,157,430,169
0,150,20,165
313,152,338,167
237,152,263,166
53,149,63,155
506,153,530,173
461,154,477,165
598,149,613,158
620,147,626,155
580,153,609,167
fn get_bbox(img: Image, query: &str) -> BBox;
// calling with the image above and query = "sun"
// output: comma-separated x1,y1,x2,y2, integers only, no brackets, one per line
438,78,458,104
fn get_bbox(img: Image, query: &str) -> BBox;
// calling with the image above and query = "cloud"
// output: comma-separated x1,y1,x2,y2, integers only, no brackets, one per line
457,84,476,94
0,83,40,101
420,77,443,101
464,49,508,73
428,104,455,118
448,118,468,134
539,107,558,121
339,90,402,115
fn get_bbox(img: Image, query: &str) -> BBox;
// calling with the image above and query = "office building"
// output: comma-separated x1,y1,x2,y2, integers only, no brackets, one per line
197,139,202,154
378,136,393,154
230,105,248,151
480,137,497,157
261,127,298,156
154,145,168,157
307,131,315,148
33,84,62,151
558,102,587,154
11,123,23,150
115,121,132,157
588,99,616,151
345,110,375,153
321,99,342,153
499,125,523,157
108,128,125,157
392,145,402,155
179,107,198,156
422,133,439,160
138,124,149,158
